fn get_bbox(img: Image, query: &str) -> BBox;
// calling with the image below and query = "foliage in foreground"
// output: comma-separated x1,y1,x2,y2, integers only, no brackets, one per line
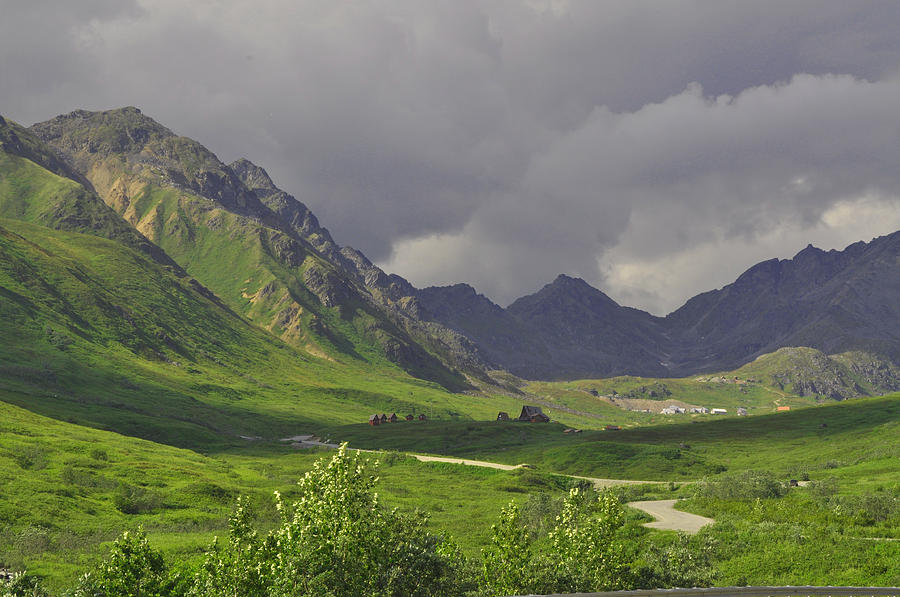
191,444,467,597
10,447,896,596
3,445,670,597
480,489,628,596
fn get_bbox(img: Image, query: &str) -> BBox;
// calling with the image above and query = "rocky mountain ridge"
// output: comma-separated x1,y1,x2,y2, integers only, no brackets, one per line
23,107,900,385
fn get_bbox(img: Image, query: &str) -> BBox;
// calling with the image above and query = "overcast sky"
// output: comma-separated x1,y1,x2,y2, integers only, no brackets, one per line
4,0,900,314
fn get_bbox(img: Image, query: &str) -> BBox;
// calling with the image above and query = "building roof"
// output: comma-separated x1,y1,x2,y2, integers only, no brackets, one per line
520,405,544,417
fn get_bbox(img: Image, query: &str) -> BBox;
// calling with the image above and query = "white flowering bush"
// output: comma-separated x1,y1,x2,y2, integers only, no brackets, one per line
480,488,627,596
192,444,467,597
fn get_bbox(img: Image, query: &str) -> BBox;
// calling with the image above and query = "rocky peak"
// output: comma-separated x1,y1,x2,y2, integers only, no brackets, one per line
229,158,277,192
508,274,620,316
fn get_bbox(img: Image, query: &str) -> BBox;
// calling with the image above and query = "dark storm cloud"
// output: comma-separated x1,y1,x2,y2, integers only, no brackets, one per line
4,1,900,313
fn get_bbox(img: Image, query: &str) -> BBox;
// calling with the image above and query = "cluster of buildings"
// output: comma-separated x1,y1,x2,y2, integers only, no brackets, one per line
660,405,748,416
368,413,426,426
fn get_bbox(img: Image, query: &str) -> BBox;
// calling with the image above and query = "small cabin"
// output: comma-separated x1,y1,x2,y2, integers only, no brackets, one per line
736,407,748,416
405,414,414,421
777,406,791,412
380,414,388,424
605,424,620,431
497,411,510,422
388,413,398,423
711,408,727,415
518,405,549,423
418,414,427,421
368,414,380,426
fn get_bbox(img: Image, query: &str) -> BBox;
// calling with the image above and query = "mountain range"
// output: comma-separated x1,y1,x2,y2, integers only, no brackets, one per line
5,106,900,388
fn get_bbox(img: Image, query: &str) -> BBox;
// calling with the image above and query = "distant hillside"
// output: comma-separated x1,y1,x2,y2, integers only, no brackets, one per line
733,347,900,400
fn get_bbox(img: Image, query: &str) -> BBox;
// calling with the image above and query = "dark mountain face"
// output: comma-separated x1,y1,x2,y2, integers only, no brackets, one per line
664,233,900,373
404,240,900,379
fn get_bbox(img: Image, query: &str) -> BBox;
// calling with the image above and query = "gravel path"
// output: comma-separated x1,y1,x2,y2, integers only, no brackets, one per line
409,455,665,490
409,454,524,470
628,499,714,533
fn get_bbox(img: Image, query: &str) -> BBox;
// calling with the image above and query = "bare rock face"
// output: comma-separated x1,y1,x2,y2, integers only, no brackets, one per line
302,264,355,309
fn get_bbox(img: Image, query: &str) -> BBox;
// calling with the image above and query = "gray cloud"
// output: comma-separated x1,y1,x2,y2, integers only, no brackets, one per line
4,1,900,313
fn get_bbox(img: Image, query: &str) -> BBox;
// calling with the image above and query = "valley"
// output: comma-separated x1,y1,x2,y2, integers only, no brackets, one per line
1,108,898,593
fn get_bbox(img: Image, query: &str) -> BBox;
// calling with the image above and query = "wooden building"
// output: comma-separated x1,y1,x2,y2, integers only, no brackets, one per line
518,405,550,423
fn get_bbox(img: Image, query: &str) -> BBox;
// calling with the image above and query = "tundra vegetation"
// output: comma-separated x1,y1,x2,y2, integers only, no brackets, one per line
2,436,898,595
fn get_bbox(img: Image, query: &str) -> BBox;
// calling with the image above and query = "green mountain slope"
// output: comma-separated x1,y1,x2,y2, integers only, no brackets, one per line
0,216,522,446
0,117,176,267
733,347,900,400
29,107,470,390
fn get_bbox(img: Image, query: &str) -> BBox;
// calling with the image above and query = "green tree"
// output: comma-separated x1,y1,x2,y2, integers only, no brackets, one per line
538,488,627,593
191,444,466,597
480,502,532,596
69,527,177,597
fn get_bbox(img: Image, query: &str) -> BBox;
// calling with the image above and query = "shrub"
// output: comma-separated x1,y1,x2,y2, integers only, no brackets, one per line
192,444,467,597
693,470,787,500
480,503,532,596
0,570,49,597
68,527,179,597
632,533,717,589
481,488,628,596
113,482,160,514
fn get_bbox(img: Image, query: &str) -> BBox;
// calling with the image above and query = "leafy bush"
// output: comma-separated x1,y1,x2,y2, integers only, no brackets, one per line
68,527,179,597
191,444,468,597
480,488,627,596
480,503,531,596
12,447,47,471
632,533,717,588
113,482,160,514
693,470,787,500
1,571,49,597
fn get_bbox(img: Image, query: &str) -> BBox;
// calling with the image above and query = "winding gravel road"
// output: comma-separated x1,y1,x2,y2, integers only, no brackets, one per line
409,455,664,489
359,450,714,533
628,499,714,533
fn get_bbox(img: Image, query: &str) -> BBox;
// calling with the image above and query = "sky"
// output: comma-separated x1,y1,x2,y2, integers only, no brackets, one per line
3,0,900,314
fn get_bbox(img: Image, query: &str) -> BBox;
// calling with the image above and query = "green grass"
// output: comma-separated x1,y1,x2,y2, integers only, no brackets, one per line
0,399,575,591
0,217,534,451
4,112,900,591
322,394,900,481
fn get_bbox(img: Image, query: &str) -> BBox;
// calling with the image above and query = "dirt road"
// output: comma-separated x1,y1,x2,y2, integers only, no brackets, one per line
628,499,713,533
409,455,665,490
409,454,523,470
